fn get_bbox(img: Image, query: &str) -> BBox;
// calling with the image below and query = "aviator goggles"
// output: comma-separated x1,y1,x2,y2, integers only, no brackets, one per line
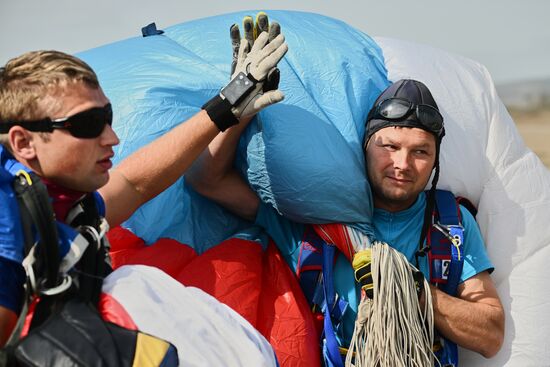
368,98,444,137
0,103,112,139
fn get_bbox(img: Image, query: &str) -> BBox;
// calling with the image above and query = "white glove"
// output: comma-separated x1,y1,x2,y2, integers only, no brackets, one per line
202,14,287,131
229,14,287,118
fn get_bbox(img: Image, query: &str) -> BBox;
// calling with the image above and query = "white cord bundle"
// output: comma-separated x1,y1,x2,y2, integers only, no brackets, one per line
344,236,437,367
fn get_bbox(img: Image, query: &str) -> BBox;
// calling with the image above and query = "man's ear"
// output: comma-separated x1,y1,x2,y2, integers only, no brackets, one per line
9,126,37,160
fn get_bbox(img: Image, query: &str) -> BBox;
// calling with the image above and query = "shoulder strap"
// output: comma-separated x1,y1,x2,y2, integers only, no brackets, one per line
429,189,465,296
13,170,61,290
4,171,65,346
428,190,464,367
434,190,460,226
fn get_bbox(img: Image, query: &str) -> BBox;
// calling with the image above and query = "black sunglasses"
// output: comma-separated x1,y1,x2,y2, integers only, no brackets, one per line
0,103,113,139
369,98,444,136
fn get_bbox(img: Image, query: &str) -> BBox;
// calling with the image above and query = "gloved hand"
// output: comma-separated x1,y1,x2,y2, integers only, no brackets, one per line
353,249,374,299
230,13,281,76
202,12,287,131
229,12,286,118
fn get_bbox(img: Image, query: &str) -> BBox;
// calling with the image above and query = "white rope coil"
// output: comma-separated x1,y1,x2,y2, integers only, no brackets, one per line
346,241,437,367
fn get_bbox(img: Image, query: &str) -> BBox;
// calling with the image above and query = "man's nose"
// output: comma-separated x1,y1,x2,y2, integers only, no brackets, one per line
393,150,411,170
99,123,120,147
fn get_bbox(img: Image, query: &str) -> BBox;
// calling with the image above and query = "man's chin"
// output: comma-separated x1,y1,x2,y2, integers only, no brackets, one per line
94,172,110,191
383,189,412,202
378,190,418,209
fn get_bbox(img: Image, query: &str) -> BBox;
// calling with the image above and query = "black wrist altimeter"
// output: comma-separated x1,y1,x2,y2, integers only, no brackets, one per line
202,72,256,131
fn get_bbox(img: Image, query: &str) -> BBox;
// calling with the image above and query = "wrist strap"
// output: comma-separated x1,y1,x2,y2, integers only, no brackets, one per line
201,95,239,132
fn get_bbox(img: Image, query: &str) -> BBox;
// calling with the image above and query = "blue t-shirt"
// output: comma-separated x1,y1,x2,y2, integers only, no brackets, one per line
255,192,494,346
0,145,106,313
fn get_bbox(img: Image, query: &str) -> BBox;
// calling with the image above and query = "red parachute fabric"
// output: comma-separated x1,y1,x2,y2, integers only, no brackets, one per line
313,223,355,262
99,292,138,331
106,226,321,367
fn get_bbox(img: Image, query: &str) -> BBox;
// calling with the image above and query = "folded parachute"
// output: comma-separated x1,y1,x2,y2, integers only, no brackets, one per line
78,10,550,367
100,265,278,367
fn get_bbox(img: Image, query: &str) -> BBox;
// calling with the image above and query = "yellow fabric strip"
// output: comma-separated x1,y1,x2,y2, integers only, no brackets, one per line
132,332,170,367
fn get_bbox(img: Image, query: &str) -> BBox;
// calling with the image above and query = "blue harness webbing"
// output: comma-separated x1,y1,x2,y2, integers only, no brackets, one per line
297,226,325,310
429,190,465,366
322,243,345,367
297,227,348,366
430,190,464,296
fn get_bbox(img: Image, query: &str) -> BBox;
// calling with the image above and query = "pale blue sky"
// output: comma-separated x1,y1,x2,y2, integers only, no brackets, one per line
1,0,548,84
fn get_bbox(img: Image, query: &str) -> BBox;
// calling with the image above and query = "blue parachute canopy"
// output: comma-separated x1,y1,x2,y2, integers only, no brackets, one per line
77,11,389,250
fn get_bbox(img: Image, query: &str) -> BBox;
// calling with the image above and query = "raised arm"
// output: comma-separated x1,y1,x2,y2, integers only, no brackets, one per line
99,111,220,227
186,14,282,221
99,18,287,227
186,117,260,221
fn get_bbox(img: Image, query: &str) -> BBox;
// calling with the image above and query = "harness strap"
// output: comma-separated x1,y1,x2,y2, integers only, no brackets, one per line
13,171,61,290
321,243,345,367
296,227,348,354
68,194,112,304
10,172,110,333
9,171,67,334
429,190,465,367
297,227,324,310
432,190,464,296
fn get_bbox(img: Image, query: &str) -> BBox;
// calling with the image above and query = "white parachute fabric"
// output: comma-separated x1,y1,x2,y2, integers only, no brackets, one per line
376,36,550,366
102,265,277,367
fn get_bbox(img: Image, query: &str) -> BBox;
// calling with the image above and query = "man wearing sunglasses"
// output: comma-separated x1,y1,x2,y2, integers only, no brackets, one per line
187,78,504,364
0,27,288,346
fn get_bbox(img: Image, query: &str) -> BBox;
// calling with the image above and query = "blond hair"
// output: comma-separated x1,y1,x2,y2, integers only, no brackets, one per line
0,50,99,147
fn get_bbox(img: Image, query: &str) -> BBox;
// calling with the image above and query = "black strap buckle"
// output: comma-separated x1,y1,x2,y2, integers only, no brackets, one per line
414,244,431,268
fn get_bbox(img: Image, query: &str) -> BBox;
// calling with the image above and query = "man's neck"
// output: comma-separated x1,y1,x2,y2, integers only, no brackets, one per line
41,178,86,222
